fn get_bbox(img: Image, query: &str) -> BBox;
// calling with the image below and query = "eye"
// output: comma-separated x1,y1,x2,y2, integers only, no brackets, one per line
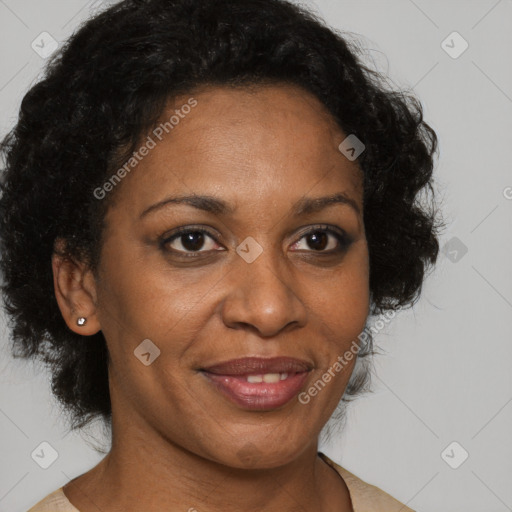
290,225,352,253
160,227,223,257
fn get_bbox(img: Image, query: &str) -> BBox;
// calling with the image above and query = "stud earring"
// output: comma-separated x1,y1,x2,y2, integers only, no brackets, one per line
77,317,87,326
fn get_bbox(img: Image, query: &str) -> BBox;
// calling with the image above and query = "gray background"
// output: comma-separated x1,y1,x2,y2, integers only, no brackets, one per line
1,1,511,511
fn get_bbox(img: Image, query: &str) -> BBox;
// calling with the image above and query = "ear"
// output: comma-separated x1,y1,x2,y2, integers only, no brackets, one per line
52,238,101,336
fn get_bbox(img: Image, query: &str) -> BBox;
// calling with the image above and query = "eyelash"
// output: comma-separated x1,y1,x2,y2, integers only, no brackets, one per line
159,225,352,259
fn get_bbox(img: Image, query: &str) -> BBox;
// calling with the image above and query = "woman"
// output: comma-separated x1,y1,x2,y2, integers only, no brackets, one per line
0,0,442,510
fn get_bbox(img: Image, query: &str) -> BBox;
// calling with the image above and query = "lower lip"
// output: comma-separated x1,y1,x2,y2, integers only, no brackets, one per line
202,371,310,410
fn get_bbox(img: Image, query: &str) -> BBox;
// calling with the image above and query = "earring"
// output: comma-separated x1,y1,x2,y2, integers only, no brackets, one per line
77,317,87,326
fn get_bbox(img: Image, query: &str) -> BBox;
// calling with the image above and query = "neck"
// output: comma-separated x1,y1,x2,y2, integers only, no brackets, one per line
63,404,352,512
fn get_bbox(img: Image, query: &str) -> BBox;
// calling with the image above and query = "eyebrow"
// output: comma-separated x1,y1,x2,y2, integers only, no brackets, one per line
139,192,360,219
293,193,360,216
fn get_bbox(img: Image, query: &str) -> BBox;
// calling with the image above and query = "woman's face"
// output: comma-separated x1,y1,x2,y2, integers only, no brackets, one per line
93,83,369,468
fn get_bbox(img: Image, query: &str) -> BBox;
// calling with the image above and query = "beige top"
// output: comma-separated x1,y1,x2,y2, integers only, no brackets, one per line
27,452,414,512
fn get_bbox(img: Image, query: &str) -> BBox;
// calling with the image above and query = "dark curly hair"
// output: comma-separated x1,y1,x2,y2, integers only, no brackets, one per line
0,0,443,437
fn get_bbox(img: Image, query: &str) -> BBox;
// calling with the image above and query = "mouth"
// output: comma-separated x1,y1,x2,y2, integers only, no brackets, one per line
200,357,313,411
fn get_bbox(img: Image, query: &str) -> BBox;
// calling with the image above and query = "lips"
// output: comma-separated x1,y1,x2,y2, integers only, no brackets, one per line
200,357,313,410
202,356,312,375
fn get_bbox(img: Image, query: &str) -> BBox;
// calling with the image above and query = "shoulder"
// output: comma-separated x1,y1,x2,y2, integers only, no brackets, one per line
26,487,79,512
319,452,415,512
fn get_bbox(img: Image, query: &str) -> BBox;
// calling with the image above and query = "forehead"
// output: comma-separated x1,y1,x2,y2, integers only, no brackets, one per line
109,83,364,216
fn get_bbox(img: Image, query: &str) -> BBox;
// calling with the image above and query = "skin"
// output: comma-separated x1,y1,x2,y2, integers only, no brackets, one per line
52,83,370,512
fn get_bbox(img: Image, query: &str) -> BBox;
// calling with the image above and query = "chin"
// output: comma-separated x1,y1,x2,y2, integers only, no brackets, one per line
215,437,313,470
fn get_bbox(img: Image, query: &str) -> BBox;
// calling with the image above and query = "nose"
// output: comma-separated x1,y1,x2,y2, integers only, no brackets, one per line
220,254,308,338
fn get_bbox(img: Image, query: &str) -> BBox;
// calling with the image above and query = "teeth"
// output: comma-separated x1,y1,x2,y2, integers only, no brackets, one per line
246,373,288,383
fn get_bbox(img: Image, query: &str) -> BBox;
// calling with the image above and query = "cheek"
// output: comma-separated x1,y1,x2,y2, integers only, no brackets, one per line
95,263,197,407
95,252,221,383
304,274,368,411
98,241,202,324
309,250,370,344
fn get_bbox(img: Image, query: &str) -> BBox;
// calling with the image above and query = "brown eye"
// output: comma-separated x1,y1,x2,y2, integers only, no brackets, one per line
160,227,222,256
305,231,329,251
291,226,352,253
177,231,207,252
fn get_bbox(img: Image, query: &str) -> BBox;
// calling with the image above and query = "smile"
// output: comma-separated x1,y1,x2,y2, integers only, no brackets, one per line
200,357,312,411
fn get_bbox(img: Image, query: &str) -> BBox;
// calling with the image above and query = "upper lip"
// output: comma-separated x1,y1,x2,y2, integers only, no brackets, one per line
201,357,312,375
